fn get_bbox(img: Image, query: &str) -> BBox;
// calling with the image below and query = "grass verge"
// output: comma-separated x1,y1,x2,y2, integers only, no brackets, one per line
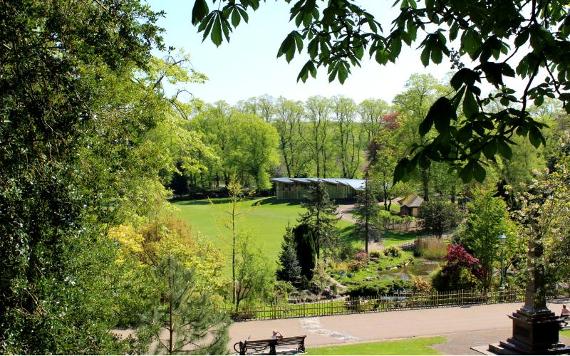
306,336,445,354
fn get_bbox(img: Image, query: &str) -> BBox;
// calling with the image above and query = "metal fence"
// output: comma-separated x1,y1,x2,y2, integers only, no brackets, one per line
232,288,525,321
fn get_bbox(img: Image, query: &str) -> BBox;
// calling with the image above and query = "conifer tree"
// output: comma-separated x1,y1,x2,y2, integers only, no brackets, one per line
299,181,339,259
276,227,302,285
353,176,380,253
138,256,229,355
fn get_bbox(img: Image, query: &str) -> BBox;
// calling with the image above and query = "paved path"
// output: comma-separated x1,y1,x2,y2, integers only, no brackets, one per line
229,301,570,354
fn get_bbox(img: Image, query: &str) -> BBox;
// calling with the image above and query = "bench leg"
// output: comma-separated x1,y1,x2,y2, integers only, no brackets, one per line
269,341,277,355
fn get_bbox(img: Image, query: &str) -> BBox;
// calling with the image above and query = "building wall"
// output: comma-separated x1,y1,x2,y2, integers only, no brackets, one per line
274,182,357,200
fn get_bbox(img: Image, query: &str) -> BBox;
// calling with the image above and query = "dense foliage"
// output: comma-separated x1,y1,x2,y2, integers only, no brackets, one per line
0,1,164,352
191,0,570,183
458,190,521,289
432,244,482,291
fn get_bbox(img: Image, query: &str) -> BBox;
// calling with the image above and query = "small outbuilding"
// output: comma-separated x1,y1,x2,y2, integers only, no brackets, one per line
271,177,365,201
399,194,424,217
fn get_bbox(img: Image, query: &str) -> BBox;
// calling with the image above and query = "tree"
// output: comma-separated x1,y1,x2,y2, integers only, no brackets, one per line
0,1,162,352
353,178,380,254
394,74,450,200
191,0,568,182
514,155,570,295
273,97,309,177
276,227,302,285
138,256,229,355
191,106,279,188
298,181,339,259
419,198,462,238
303,96,332,177
234,238,272,312
237,95,275,122
432,244,483,292
358,99,390,142
332,96,363,178
226,179,243,308
292,223,318,281
459,189,520,289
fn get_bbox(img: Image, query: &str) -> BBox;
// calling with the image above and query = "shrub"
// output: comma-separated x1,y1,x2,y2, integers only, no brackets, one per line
230,310,255,322
347,279,412,297
419,198,462,238
338,241,358,261
415,238,447,260
354,251,368,262
411,276,432,293
432,266,480,291
348,260,364,272
384,246,402,258
369,251,381,259
431,244,483,291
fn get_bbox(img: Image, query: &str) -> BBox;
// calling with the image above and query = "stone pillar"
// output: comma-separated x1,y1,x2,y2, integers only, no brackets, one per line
489,233,569,354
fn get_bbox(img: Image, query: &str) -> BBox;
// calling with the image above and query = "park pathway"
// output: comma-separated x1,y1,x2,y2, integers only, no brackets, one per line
229,300,569,354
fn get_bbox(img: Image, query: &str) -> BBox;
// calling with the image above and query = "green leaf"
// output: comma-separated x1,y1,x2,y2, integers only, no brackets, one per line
431,48,442,64
528,126,544,148
192,0,209,25
481,62,503,86
237,7,249,23
459,160,485,183
462,29,481,58
420,46,430,66
211,15,223,46
308,39,318,59
497,140,513,159
514,29,529,47
277,33,295,62
449,22,459,41
450,68,479,90
472,161,486,183
390,38,402,58
393,158,411,183
483,139,498,159
459,162,473,182
422,97,455,136
231,9,241,27
419,114,434,136
338,63,348,84
462,89,479,119
294,32,303,52
374,49,389,65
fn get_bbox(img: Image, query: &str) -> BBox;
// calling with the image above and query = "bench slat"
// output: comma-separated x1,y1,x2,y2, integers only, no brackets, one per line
236,335,306,354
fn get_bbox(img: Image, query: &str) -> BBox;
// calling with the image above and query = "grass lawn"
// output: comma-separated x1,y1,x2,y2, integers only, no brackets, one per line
340,224,419,250
383,231,419,247
307,336,445,355
562,329,570,338
174,197,354,275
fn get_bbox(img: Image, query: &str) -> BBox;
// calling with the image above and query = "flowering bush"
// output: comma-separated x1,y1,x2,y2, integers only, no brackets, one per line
445,244,483,277
354,251,368,262
431,244,483,291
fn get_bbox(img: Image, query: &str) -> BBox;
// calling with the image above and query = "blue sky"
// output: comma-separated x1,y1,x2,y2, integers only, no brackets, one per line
148,1,453,105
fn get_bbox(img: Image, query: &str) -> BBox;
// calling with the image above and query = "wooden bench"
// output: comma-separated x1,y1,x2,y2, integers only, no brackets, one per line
562,316,569,330
233,336,306,354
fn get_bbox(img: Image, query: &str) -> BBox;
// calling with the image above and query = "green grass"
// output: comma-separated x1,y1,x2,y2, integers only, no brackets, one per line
174,197,355,275
341,225,419,250
561,329,570,338
383,231,418,248
307,336,445,355
174,197,304,272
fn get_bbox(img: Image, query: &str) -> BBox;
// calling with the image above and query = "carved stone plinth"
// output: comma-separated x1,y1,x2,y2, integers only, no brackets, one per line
488,308,570,354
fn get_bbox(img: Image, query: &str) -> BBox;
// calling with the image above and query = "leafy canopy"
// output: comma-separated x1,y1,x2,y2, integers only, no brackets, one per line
190,0,570,182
